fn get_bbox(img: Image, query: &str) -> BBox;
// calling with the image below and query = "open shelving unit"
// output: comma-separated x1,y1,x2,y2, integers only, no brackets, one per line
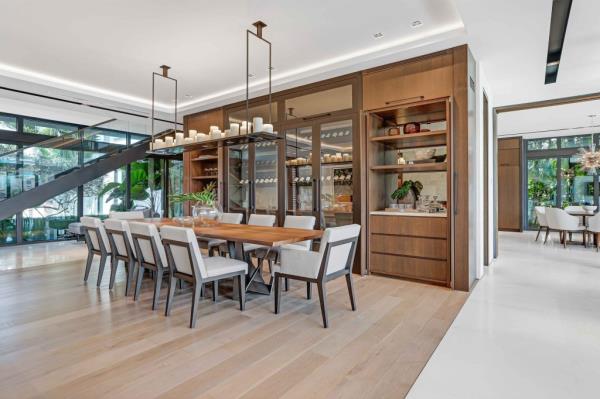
366,97,452,287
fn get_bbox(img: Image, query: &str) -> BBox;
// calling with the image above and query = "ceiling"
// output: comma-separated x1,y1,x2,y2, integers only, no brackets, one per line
454,0,600,107
498,99,600,138
0,0,464,113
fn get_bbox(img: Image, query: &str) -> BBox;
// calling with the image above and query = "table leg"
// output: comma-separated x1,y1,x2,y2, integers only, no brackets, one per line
227,241,272,295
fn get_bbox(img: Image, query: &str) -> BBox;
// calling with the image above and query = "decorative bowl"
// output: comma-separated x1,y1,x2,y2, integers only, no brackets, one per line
414,148,436,161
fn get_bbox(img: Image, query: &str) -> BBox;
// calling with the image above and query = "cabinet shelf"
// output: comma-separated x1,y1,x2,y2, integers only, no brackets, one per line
370,162,447,173
191,155,218,161
192,175,218,180
286,161,353,168
369,130,447,149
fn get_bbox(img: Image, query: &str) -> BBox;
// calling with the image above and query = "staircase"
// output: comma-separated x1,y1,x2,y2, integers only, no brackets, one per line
0,119,154,221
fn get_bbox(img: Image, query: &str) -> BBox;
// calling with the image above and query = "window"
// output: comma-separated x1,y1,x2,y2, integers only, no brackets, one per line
560,156,594,208
22,147,79,188
560,135,593,149
130,159,164,217
23,118,78,137
168,159,184,217
130,133,148,144
83,168,127,217
527,158,557,227
0,145,18,201
527,138,558,151
22,189,78,242
0,115,17,131
0,215,17,245
85,128,127,145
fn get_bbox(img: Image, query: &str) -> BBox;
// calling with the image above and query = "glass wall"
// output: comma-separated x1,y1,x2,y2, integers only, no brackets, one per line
83,168,127,217
23,189,78,242
168,159,184,217
0,110,183,245
527,158,558,227
525,133,599,229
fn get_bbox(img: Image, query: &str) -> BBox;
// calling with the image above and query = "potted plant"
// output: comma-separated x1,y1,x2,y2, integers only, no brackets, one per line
169,182,220,226
391,180,423,208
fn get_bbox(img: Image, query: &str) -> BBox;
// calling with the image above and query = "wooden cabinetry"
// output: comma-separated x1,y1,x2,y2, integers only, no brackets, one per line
498,137,522,231
182,108,225,215
369,215,449,284
362,50,454,111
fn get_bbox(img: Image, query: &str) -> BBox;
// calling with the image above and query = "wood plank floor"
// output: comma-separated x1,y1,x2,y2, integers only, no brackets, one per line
0,256,467,399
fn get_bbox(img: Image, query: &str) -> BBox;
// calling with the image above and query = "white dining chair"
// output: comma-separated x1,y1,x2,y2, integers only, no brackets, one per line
109,211,145,220
80,217,112,287
243,214,277,256
273,224,361,328
534,206,549,243
545,208,586,248
129,222,169,310
586,212,600,251
160,226,247,328
104,219,137,295
198,212,243,257
255,215,317,290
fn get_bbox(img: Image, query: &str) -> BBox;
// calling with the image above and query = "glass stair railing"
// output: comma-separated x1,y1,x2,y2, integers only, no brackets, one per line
0,118,151,210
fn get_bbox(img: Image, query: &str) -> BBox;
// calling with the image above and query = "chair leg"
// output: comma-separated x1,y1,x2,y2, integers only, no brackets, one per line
190,283,201,328
109,258,118,290
165,275,176,316
345,273,357,311
274,274,281,314
125,260,135,296
83,252,94,282
284,277,289,291
535,226,542,241
563,231,567,248
307,282,312,300
238,274,246,311
212,280,218,302
134,266,145,301
544,228,550,244
97,255,108,287
152,268,163,310
317,281,329,328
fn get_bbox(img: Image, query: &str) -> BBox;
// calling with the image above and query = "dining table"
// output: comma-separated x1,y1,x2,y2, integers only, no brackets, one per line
565,209,596,246
140,218,323,295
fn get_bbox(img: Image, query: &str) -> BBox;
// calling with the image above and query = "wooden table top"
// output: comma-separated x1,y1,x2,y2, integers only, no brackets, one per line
140,218,323,247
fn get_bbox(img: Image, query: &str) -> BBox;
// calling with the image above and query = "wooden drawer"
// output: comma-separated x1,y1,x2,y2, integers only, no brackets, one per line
363,52,453,110
370,253,448,284
370,234,447,260
370,215,447,239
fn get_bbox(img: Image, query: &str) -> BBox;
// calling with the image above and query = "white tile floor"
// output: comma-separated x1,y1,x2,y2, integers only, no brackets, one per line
0,240,88,271
408,231,600,398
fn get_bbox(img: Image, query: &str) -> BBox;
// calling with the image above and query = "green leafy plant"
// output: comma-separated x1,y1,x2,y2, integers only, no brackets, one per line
98,161,161,212
170,182,217,205
391,180,423,202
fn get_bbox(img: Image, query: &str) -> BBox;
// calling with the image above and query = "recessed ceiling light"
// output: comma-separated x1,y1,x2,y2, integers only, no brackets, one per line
185,94,193,98
411,20,423,28
373,32,384,39
248,73,255,78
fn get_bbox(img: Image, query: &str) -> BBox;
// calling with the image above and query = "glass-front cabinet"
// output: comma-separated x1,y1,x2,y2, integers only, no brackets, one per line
226,103,280,221
285,118,355,229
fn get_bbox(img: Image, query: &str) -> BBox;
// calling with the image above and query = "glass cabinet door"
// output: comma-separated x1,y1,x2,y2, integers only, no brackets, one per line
319,120,353,229
285,126,314,216
254,141,278,215
228,144,250,217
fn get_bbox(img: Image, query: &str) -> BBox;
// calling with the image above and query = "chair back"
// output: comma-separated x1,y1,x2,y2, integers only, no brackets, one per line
219,212,243,224
587,212,600,232
104,219,136,259
248,214,276,227
550,208,580,231
284,215,316,249
534,206,547,227
80,217,111,254
160,226,207,280
129,222,167,269
109,211,145,220
318,224,361,276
